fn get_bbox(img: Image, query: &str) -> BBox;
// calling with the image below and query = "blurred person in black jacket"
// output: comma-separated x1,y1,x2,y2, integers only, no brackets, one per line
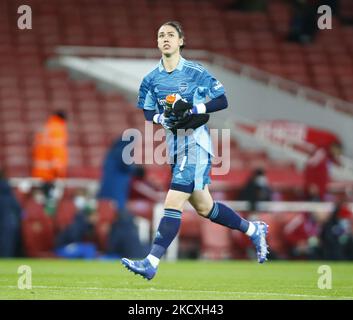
227,0,267,11
237,168,273,210
97,136,145,211
320,202,353,260
54,188,98,259
287,0,320,44
0,169,23,257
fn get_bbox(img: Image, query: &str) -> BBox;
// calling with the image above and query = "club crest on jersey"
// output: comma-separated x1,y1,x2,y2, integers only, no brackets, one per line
179,82,188,94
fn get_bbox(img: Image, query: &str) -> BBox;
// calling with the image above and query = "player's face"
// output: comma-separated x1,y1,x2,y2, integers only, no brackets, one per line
157,25,183,56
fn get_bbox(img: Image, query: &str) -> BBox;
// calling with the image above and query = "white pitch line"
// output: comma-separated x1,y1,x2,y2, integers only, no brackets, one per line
1,285,353,300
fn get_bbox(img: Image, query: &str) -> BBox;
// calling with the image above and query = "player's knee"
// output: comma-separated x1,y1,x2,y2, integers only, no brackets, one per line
164,199,184,212
195,203,213,218
164,189,190,211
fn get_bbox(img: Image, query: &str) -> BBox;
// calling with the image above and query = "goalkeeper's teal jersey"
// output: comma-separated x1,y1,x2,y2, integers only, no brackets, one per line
137,56,225,159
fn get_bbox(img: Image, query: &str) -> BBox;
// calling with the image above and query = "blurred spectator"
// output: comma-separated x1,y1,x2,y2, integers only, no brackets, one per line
283,212,322,260
54,189,98,259
97,135,148,259
30,187,46,206
237,168,273,210
287,0,319,44
303,142,343,201
31,110,68,202
73,188,96,214
105,208,149,259
227,0,267,11
97,135,145,211
320,202,353,260
0,169,23,257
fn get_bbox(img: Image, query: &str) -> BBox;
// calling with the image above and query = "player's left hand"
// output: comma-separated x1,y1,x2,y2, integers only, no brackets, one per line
172,99,193,117
172,98,204,115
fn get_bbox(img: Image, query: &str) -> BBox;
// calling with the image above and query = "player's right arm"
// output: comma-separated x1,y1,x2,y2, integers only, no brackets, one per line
137,76,173,129
137,77,156,119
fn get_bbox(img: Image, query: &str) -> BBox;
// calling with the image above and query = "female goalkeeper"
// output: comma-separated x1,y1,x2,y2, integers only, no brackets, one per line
122,21,269,280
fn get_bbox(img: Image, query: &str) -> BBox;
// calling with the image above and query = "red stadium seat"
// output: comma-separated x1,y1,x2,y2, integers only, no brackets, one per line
128,199,154,221
54,198,77,232
231,229,252,260
180,210,203,239
22,199,56,257
95,199,118,251
200,219,233,260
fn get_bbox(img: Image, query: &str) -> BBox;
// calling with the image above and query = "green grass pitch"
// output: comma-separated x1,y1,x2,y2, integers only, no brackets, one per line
0,259,352,300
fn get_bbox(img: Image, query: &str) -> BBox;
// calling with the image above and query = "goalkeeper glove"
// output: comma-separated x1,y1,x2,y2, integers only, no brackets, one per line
172,99,206,115
153,113,173,130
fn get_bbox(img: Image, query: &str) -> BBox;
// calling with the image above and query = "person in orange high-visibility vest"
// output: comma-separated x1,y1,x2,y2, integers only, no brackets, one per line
32,111,68,195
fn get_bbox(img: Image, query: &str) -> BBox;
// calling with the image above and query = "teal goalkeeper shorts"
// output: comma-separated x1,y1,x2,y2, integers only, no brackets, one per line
170,144,212,193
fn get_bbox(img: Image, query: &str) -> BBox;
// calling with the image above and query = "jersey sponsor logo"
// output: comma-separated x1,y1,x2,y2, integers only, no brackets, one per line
158,98,167,106
179,82,188,94
214,81,223,90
